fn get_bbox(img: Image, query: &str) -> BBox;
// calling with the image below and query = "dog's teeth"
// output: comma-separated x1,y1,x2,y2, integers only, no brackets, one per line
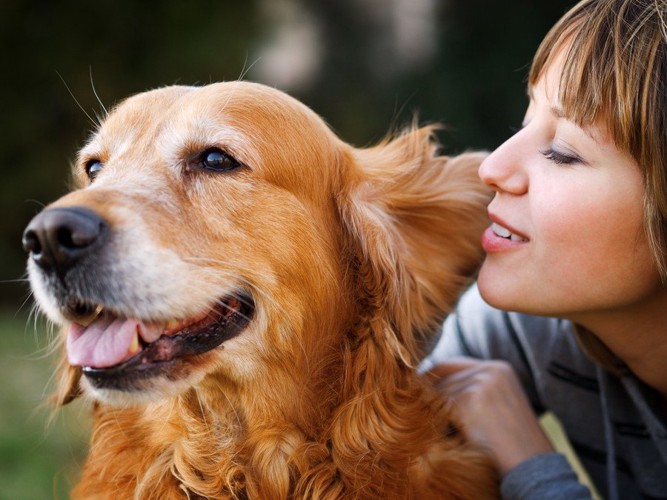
77,305,105,327
128,329,141,355
166,319,180,330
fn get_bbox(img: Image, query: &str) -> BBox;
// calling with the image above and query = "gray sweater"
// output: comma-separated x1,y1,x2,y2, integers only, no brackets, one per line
421,285,667,500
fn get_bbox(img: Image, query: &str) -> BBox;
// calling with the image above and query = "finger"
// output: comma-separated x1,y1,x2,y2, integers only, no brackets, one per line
426,357,486,380
436,377,480,398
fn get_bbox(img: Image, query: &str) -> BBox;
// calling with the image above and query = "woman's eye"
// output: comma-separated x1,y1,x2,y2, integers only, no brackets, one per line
540,148,582,166
197,148,241,172
85,160,104,181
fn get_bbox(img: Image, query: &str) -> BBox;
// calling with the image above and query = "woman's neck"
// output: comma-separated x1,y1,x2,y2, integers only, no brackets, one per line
569,289,667,396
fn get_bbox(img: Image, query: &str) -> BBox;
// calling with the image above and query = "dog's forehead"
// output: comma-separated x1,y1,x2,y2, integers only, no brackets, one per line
92,82,334,156
78,82,344,196
81,86,196,160
168,82,333,143
106,86,196,128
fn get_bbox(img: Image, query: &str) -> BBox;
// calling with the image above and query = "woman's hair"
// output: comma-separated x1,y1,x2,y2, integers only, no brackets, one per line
529,0,667,282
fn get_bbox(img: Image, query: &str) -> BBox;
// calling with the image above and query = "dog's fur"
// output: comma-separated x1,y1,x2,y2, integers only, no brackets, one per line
26,81,497,498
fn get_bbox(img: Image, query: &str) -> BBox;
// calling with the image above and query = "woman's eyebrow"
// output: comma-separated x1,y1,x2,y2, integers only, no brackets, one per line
524,86,601,144
550,105,601,144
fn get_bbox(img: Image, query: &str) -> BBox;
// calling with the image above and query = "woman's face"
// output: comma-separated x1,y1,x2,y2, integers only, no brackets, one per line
477,54,663,323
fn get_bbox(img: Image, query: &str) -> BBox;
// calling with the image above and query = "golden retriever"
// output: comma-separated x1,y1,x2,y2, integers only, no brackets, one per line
23,81,497,499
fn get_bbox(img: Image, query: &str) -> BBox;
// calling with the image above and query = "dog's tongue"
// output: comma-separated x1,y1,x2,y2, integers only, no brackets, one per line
67,316,161,368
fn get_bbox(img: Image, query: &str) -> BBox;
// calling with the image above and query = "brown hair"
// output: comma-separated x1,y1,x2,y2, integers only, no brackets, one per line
530,0,667,282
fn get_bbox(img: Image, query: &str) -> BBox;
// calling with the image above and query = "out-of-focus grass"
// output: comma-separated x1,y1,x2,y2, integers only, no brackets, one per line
0,311,88,500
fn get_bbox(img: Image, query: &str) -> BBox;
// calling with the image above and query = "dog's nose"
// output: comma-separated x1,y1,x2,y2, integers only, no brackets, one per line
23,207,107,273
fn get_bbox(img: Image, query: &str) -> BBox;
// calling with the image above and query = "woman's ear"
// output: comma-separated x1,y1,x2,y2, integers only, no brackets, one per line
338,126,491,362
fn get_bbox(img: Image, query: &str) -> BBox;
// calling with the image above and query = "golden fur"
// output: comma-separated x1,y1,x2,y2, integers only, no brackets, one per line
27,81,497,498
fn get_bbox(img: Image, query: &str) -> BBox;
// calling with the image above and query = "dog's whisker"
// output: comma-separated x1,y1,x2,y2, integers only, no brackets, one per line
24,298,60,355
27,303,42,343
16,289,38,319
24,198,48,211
237,53,262,82
56,71,98,128
17,290,33,311
88,66,109,120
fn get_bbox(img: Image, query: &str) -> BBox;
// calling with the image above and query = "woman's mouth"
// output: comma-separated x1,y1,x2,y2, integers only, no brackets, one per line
490,222,528,242
482,221,528,253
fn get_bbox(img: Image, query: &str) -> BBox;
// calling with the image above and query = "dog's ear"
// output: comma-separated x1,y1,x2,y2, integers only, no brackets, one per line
338,126,491,363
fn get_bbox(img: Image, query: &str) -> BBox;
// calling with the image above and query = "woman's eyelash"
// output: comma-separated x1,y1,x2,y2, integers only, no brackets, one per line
540,148,581,165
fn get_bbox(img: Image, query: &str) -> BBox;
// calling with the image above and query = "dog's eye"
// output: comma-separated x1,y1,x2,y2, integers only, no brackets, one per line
197,148,241,172
85,160,104,181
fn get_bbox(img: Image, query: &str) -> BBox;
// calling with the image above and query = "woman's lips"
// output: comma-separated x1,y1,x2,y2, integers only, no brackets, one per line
481,218,529,252
490,222,528,241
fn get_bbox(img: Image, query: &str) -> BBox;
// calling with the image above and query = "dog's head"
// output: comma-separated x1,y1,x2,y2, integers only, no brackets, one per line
24,82,490,406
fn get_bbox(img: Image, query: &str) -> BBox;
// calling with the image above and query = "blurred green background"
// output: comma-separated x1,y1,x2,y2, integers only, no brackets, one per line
1,0,574,497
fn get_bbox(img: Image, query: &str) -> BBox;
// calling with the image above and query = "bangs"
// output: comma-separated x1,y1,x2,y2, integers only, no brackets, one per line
529,0,667,161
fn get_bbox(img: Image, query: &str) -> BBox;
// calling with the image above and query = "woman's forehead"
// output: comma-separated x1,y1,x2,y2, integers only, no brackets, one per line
527,59,614,147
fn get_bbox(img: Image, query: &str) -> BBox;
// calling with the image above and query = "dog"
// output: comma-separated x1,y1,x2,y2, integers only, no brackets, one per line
23,81,498,499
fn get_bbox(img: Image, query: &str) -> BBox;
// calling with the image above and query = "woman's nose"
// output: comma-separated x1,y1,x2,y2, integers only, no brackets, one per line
478,133,529,195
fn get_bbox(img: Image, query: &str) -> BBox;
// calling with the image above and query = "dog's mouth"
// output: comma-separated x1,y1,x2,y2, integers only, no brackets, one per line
66,294,254,390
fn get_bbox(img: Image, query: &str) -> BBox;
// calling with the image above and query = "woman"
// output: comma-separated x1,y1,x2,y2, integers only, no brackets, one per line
422,0,667,498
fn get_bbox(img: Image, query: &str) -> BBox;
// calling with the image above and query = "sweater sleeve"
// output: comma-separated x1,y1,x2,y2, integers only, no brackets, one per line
501,452,592,499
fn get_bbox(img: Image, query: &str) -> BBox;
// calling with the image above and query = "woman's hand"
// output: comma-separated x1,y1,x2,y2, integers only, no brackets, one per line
428,357,554,475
